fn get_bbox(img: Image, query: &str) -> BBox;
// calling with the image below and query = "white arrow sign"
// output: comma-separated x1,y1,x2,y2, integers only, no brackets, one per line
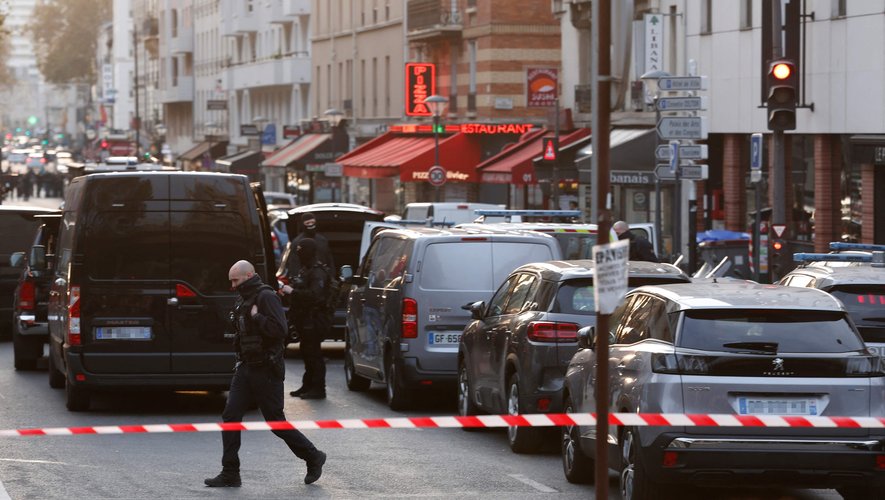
656,96,708,111
657,76,708,91
655,144,709,161
655,164,709,181
656,117,708,140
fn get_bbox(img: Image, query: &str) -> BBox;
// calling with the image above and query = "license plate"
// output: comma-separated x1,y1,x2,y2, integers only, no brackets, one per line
867,345,885,359
428,332,461,346
94,326,152,341
737,397,818,416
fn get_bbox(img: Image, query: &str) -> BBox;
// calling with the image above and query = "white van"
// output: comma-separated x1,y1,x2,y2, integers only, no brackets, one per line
402,202,505,225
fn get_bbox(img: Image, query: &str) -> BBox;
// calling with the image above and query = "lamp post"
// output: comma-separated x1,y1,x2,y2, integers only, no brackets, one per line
640,70,671,261
324,107,344,202
423,94,448,202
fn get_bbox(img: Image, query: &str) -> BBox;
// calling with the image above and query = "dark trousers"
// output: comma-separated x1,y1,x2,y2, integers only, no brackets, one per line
221,363,317,473
299,319,328,392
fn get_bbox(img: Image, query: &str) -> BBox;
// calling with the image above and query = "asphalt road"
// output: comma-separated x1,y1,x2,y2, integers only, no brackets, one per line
0,342,843,500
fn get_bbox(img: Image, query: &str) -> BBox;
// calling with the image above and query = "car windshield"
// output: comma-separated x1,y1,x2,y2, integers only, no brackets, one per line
678,309,864,353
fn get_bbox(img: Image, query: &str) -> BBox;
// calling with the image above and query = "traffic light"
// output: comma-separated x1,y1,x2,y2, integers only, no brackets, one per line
431,122,445,134
771,239,786,277
766,58,797,131
100,140,109,150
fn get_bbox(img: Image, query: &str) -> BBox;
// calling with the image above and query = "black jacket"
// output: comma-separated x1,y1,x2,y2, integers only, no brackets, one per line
286,231,334,277
619,230,659,262
287,261,330,332
234,275,288,360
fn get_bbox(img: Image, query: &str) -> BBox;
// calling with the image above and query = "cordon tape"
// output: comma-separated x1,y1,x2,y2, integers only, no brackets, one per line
3,413,885,437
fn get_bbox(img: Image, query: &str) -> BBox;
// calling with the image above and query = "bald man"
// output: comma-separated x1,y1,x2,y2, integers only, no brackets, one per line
613,221,659,262
205,260,326,488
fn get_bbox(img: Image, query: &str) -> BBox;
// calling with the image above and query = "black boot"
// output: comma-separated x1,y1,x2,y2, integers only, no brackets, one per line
289,386,307,397
304,450,326,484
299,389,326,400
204,471,241,487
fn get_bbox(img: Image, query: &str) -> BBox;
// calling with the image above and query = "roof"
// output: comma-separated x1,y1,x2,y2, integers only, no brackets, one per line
287,202,384,217
377,225,560,241
458,222,599,233
636,282,845,312
512,259,689,281
786,263,885,289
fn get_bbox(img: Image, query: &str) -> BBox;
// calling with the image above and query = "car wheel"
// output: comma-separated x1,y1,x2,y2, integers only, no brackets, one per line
13,331,39,371
344,342,371,391
386,355,410,411
65,382,90,412
620,428,658,500
561,394,594,484
48,349,65,389
457,361,481,431
506,372,543,453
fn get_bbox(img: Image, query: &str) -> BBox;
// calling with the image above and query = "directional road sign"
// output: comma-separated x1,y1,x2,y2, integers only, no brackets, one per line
668,140,679,174
750,133,763,170
655,144,709,161
657,76,709,91
656,116,708,140
655,164,709,181
656,96,708,111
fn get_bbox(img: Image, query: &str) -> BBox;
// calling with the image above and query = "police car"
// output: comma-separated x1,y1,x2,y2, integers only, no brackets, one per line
778,242,885,360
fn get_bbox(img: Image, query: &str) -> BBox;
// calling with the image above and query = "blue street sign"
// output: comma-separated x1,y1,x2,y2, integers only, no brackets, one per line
668,140,679,174
750,133,762,170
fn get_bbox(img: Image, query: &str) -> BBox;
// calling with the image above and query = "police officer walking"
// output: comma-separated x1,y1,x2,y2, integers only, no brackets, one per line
205,260,326,488
281,239,330,400
613,220,659,262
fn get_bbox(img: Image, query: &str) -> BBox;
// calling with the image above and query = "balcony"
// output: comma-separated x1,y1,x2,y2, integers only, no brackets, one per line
227,55,310,90
159,75,194,103
221,13,259,37
142,17,159,37
406,0,462,41
168,26,194,54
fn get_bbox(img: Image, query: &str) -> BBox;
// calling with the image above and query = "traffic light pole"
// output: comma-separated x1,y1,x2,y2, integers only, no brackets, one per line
769,1,786,280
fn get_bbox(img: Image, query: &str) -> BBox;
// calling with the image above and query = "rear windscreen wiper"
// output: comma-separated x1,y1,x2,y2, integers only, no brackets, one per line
722,341,779,354
861,317,885,322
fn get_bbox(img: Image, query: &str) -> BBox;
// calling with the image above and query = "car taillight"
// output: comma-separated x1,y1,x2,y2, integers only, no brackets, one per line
402,298,417,338
18,280,36,310
526,321,579,343
176,283,197,298
67,285,81,346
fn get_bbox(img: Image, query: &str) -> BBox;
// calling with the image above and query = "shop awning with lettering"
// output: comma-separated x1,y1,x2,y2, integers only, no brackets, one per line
477,128,591,185
262,133,331,168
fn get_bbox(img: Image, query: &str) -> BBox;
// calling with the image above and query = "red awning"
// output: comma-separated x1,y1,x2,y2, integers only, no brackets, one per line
262,133,331,168
339,132,482,182
477,128,591,185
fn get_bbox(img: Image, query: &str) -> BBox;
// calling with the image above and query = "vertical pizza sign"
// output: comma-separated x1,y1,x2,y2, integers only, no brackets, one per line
526,67,558,107
405,63,436,116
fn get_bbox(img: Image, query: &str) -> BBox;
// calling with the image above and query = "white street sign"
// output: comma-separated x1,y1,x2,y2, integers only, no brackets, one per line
656,116,708,140
655,144,709,160
657,76,708,91
668,140,679,174
593,239,630,315
656,96,708,111
655,164,709,181
750,133,763,170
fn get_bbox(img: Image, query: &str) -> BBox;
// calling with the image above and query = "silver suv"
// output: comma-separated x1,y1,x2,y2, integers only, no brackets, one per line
561,282,885,499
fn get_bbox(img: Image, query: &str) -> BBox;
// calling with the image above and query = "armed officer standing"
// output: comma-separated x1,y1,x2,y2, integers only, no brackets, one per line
204,260,326,488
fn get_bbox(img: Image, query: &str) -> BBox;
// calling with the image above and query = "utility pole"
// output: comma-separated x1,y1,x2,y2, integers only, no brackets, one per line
133,26,141,157
770,0,786,254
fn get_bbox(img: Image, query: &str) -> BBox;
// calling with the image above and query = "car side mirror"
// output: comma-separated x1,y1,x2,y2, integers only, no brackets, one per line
462,301,485,320
9,251,24,268
339,265,354,282
29,245,47,274
577,326,595,350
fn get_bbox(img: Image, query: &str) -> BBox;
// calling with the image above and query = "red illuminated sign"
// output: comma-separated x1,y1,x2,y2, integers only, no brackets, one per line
389,123,535,135
526,67,558,108
405,63,436,116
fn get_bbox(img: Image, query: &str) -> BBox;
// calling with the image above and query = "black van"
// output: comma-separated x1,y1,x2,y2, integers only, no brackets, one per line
47,172,275,411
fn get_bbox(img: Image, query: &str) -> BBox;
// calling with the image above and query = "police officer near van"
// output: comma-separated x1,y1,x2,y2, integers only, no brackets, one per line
613,220,659,262
281,239,330,400
205,260,326,488
287,212,334,275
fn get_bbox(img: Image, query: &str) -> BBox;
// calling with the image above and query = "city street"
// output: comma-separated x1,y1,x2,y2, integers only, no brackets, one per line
0,342,840,500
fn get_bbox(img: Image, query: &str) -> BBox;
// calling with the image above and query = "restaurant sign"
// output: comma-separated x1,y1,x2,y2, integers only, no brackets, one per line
405,63,436,116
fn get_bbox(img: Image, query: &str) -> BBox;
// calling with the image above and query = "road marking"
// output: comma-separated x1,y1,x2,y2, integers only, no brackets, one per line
0,458,68,465
507,473,558,493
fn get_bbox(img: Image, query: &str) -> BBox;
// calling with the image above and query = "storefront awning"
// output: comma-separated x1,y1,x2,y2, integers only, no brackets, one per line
477,128,591,185
575,128,657,173
216,150,262,173
338,132,482,182
177,141,229,163
262,133,331,168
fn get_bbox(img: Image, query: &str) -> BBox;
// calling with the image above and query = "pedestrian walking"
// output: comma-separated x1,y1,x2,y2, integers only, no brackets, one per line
281,239,330,400
613,220,659,262
204,260,326,488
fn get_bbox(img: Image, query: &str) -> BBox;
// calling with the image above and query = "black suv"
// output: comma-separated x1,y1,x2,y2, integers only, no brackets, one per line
1,205,60,340
10,213,62,369
458,260,690,453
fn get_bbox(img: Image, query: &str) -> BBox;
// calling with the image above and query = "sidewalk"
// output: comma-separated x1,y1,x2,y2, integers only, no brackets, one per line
1,194,64,210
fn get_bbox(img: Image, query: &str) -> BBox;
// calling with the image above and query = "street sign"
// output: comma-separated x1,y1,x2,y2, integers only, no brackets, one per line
750,133,763,170
542,137,558,161
427,165,447,187
668,140,679,174
750,169,762,184
655,144,709,160
656,116,708,140
654,164,709,181
657,76,708,91
772,224,786,238
592,239,630,315
656,96,708,111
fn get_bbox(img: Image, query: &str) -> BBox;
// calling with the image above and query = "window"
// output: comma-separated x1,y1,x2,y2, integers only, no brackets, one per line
468,40,477,112
700,0,712,34
366,237,411,289
616,294,655,344
487,276,517,317
832,0,846,18
740,0,752,29
385,56,390,116
503,274,537,315
552,279,596,314
372,57,378,117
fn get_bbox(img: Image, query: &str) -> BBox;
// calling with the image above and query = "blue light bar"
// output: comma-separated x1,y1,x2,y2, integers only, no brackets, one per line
474,210,582,217
793,253,872,263
829,242,885,252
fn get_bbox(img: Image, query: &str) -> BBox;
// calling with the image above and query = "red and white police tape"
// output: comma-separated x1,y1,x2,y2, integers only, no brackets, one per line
2,413,885,437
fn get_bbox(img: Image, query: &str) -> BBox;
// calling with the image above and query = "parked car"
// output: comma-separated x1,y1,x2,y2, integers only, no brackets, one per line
561,281,884,499
458,260,690,453
263,191,298,210
10,213,62,369
0,205,60,340
268,209,289,267
277,203,386,342
47,172,276,411
26,153,46,170
343,226,562,410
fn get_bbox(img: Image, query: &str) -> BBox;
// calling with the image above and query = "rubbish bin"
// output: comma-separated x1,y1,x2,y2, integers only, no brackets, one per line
696,230,752,279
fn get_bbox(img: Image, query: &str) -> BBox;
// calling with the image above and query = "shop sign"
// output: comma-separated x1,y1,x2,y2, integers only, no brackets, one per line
526,67,558,108
411,169,470,181
405,63,436,116
459,123,533,135
207,100,227,110
282,125,301,138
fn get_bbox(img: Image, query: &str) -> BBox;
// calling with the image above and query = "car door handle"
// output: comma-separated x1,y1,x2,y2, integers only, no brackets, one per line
167,297,179,306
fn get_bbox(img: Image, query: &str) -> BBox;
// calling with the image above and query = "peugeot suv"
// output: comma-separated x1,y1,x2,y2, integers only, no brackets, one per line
561,282,885,500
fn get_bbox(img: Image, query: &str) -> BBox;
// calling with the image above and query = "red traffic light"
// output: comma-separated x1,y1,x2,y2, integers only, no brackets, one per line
772,62,792,80
100,140,109,149
772,240,784,251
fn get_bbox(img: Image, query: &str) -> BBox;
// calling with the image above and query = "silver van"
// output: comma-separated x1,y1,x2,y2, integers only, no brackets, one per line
342,226,561,410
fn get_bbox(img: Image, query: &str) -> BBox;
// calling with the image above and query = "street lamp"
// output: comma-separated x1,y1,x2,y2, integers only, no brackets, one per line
423,94,448,202
324,107,344,202
640,70,671,262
